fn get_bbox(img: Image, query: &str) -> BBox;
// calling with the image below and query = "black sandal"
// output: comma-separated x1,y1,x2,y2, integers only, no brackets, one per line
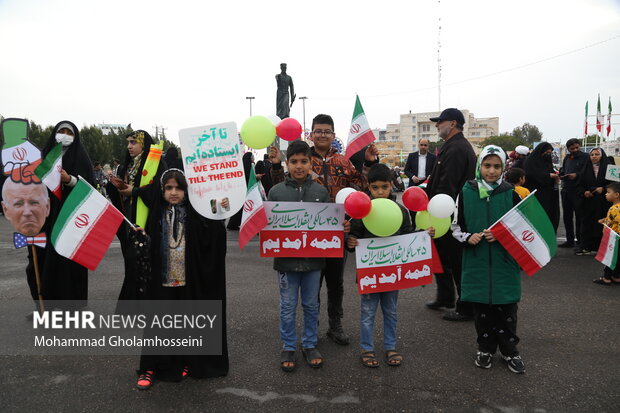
280,350,296,372
361,351,379,368
302,348,323,368
593,277,612,286
136,371,154,390
385,350,403,366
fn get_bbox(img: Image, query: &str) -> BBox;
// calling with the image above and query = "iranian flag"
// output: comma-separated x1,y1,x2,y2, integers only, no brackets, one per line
595,225,619,270
51,178,124,270
238,168,267,250
607,97,613,137
596,94,603,132
344,95,375,160
488,191,557,276
34,143,63,198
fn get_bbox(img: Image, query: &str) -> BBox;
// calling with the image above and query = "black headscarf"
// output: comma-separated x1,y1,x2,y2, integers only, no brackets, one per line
163,147,184,171
524,142,555,192
41,120,95,187
118,130,154,185
577,147,611,193
242,152,253,184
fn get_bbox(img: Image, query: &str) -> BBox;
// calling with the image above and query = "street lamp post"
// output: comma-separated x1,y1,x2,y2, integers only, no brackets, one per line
245,96,255,117
299,96,308,138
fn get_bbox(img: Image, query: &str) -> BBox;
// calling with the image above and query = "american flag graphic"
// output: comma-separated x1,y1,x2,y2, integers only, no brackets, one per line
13,232,46,249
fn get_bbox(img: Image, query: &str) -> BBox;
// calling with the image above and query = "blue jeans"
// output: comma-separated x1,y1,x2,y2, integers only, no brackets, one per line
279,271,321,351
360,290,399,351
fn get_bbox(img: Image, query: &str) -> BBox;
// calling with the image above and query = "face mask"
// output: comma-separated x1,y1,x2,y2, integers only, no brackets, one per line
55,133,74,147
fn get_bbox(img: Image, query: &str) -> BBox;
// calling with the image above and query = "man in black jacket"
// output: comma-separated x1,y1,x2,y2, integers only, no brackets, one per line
404,138,436,187
558,138,587,248
425,108,477,321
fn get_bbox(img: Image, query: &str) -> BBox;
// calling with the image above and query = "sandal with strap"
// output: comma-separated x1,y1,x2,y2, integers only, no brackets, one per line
182,366,189,378
385,350,403,367
361,351,379,368
280,350,296,372
136,371,154,390
302,348,323,368
593,277,612,286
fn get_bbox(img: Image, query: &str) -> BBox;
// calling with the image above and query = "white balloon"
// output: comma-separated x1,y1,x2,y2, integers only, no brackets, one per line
335,187,356,204
267,115,281,125
427,194,456,218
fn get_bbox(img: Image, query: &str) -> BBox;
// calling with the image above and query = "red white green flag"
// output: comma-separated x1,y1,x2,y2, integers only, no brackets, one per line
607,97,613,137
238,168,267,250
584,101,589,136
34,143,63,199
51,178,124,270
344,95,375,160
489,191,557,276
595,225,619,270
597,94,603,132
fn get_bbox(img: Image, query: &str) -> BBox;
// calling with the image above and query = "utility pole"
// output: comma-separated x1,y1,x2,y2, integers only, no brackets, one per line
299,96,308,139
245,96,255,117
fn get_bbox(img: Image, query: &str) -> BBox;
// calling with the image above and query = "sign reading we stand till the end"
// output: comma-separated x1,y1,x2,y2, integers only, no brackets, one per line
355,232,434,294
179,122,246,220
260,202,345,258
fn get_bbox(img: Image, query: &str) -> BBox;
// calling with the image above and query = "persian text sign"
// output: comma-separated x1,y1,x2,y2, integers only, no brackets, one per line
605,165,620,182
260,201,344,257
179,122,246,219
355,232,433,294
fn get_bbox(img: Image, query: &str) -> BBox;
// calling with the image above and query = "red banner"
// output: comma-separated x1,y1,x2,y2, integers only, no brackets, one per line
260,230,343,257
357,259,433,294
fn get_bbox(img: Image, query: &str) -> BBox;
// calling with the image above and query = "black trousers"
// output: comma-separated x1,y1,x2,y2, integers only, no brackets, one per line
434,234,472,315
473,302,519,357
603,265,620,281
561,189,581,245
320,255,347,323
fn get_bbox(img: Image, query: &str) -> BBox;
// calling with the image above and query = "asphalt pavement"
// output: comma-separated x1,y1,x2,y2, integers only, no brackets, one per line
0,205,619,412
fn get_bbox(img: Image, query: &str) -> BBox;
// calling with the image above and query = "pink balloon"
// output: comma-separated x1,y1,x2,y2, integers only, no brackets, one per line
402,186,429,211
344,191,372,219
276,118,302,141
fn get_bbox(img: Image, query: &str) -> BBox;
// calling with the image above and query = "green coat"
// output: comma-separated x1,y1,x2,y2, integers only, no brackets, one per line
267,175,331,272
458,180,522,304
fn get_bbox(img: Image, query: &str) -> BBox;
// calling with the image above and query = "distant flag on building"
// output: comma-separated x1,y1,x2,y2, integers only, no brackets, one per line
584,101,589,136
596,94,603,132
13,232,46,249
34,143,63,199
51,178,124,270
238,168,268,250
607,97,613,137
489,191,557,276
344,95,375,160
595,225,619,270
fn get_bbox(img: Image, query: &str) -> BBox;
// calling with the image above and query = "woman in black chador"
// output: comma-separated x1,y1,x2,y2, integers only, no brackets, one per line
135,168,229,390
40,121,95,304
524,142,560,232
575,147,612,255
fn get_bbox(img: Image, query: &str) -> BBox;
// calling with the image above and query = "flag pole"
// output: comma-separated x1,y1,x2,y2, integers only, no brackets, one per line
30,245,45,313
77,175,137,231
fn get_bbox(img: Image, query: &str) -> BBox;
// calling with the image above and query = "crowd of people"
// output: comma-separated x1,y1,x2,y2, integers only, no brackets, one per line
3,108,618,391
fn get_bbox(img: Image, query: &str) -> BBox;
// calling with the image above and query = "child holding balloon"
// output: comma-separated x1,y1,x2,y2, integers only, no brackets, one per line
450,145,525,374
346,163,432,368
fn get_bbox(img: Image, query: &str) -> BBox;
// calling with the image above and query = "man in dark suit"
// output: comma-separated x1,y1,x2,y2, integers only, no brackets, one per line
404,139,436,187
424,108,477,322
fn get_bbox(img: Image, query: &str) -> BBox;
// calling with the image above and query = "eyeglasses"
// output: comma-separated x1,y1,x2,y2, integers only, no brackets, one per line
312,129,334,136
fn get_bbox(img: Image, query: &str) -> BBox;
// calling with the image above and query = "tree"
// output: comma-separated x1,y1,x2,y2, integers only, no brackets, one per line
480,133,527,152
512,123,543,144
428,140,444,154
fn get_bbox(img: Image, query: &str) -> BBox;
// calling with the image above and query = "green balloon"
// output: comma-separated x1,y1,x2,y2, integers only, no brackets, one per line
430,215,451,238
415,210,432,230
362,198,403,237
240,116,276,149
415,210,451,238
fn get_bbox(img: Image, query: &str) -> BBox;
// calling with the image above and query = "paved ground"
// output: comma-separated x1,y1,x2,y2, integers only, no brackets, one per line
1,208,619,412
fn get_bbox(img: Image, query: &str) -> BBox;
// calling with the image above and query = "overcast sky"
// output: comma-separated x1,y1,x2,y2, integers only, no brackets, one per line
1,0,619,147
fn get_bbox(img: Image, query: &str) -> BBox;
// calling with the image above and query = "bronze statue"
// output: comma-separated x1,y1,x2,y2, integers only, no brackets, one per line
276,63,295,119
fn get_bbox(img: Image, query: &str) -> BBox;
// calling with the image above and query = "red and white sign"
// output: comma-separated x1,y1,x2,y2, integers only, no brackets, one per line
355,232,434,294
259,202,345,258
